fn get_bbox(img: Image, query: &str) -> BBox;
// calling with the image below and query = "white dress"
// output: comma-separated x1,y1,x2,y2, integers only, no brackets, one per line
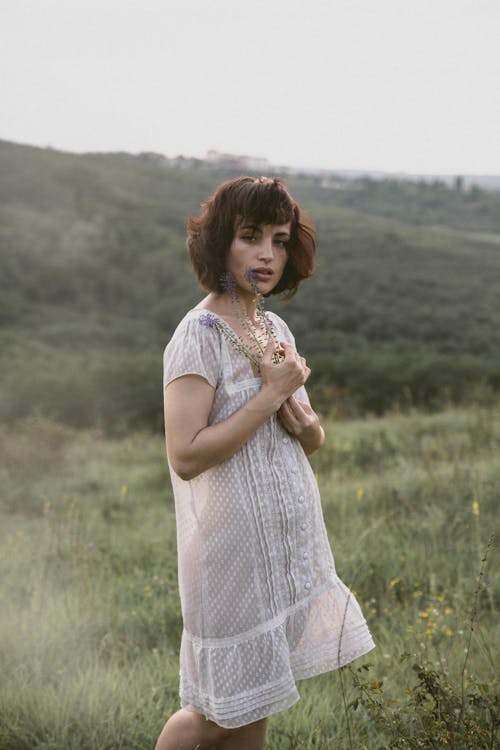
163,308,375,728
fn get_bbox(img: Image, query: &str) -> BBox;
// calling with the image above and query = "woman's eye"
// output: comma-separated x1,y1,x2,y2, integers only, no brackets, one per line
242,234,256,242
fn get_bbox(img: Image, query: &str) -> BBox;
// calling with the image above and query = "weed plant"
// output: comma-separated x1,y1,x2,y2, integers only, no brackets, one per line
0,405,498,749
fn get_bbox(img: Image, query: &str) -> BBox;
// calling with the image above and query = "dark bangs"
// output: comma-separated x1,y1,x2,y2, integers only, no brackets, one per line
232,177,294,229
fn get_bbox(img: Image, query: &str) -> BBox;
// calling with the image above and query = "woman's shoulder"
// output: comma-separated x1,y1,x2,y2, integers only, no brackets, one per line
170,306,218,332
163,307,222,388
164,307,220,351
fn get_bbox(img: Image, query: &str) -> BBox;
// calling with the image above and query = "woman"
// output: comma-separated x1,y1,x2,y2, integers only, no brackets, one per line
157,176,374,750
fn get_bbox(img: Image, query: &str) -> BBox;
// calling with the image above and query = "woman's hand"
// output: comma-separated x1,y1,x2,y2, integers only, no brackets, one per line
260,340,310,407
278,396,325,456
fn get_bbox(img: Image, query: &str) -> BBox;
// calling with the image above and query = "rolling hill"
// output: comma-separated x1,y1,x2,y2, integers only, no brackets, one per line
1,138,499,430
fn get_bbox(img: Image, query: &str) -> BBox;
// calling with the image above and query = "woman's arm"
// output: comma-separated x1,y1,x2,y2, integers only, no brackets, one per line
277,395,325,456
164,341,309,480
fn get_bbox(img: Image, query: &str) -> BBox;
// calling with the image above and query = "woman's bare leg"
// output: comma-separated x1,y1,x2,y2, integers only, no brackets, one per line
222,717,267,749
154,709,227,750
154,708,267,750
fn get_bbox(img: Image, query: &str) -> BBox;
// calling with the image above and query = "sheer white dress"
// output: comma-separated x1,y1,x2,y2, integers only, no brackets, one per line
162,308,375,728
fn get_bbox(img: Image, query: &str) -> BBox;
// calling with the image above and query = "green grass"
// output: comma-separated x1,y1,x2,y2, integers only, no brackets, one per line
0,406,498,749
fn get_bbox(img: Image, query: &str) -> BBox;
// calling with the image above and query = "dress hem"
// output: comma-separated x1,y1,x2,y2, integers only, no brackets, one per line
179,634,376,728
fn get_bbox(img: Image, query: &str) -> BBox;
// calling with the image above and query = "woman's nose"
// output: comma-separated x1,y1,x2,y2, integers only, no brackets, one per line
257,237,273,261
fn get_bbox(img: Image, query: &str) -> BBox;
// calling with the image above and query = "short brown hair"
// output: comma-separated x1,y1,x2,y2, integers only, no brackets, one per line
187,176,316,298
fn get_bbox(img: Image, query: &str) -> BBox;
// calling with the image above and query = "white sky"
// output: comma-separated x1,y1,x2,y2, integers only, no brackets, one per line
1,0,499,174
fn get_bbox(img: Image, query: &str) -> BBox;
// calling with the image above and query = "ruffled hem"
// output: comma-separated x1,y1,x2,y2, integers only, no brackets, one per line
181,677,300,727
178,580,375,728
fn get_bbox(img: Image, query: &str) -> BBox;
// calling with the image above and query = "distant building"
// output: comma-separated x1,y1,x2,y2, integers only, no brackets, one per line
205,149,270,172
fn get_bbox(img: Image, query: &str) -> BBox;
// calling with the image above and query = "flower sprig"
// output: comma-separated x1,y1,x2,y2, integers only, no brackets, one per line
220,271,267,361
199,270,283,370
245,270,283,364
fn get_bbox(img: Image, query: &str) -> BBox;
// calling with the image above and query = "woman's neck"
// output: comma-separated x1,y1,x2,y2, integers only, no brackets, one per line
202,291,258,322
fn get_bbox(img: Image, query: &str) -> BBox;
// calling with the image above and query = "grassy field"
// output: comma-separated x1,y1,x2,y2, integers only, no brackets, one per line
0,404,498,749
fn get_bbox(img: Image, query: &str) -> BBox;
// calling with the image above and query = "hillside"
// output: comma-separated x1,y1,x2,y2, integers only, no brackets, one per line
0,139,499,430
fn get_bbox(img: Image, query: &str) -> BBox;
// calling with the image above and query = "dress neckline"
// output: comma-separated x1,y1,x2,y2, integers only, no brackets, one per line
191,307,264,380
192,306,268,342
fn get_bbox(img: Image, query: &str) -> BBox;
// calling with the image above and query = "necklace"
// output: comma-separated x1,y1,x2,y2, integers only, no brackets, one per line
198,271,282,370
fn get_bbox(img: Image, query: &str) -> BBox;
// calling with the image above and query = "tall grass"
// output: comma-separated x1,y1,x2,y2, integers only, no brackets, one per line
0,405,498,749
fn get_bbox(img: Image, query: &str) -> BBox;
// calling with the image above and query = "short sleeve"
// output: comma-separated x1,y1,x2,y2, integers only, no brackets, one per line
163,313,221,390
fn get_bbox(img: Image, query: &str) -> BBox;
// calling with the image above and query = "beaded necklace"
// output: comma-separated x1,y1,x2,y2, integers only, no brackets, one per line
199,271,282,371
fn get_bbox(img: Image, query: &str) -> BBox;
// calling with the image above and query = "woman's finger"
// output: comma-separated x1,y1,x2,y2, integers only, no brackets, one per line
261,338,277,365
279,399,298,425
280,341,297,360
285,395,300,416
279,399,294,421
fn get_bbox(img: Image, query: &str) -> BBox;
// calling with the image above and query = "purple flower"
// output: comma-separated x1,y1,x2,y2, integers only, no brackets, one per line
220,271,237,299
245,268,258,288
199,312,219,328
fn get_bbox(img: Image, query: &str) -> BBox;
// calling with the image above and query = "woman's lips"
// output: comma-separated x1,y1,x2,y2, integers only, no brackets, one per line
252,269,273,282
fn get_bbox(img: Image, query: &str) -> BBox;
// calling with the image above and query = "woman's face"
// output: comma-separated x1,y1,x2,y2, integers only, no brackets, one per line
226,220,291,298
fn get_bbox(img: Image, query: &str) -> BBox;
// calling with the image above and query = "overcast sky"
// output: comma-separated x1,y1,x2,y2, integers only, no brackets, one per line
1,0,499,174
